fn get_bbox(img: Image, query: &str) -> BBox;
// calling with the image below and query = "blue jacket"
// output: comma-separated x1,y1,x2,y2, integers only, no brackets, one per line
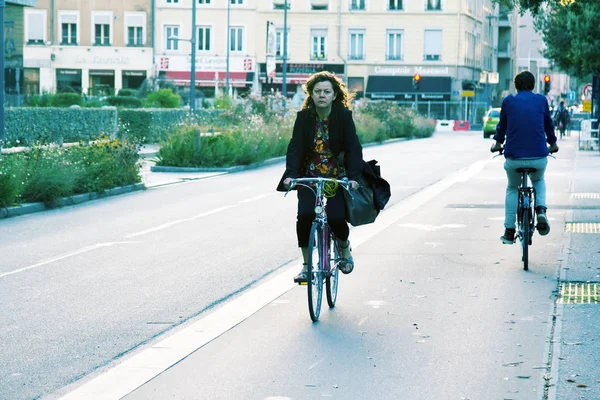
493,91,557,159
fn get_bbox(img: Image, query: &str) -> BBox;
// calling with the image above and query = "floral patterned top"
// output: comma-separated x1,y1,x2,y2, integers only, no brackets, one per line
303,117,346,178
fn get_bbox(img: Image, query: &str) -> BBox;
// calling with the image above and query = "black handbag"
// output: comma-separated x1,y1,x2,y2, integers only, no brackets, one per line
343,179,379,227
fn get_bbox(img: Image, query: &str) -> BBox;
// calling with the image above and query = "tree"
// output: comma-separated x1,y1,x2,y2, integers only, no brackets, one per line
494,0,600,78
535,0,600,77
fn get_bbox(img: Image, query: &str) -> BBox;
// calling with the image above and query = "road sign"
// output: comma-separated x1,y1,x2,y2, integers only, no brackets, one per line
567,91,575,101
583,100,592,112
461,90,475,97
583,84,592,99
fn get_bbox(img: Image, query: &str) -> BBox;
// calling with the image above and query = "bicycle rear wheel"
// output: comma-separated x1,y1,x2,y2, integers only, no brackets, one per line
307,222,323,322
521,207,530,271
326,230,340,308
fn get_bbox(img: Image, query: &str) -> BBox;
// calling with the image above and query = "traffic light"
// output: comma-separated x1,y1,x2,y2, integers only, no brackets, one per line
413,74,421,91
543,75,551,95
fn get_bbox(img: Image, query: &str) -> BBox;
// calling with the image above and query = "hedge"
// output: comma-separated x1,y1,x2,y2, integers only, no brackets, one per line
118,109,225,143
4,107,117,147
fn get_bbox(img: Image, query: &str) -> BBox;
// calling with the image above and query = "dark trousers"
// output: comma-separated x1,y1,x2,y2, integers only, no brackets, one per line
296,187,349,247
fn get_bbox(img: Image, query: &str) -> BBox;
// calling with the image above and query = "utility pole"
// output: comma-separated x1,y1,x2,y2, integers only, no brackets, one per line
0,0,5,155
282,0,288,100
190,0,196,113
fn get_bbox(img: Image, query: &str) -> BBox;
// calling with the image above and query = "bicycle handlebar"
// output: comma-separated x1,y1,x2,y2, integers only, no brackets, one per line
284,177,354,197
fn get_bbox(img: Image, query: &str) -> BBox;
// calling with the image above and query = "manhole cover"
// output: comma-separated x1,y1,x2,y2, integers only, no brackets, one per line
572,193,600,199
558,282,600,304
565,222,600,233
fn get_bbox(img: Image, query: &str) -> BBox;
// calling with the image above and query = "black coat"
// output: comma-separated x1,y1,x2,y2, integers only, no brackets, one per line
276,105,363,192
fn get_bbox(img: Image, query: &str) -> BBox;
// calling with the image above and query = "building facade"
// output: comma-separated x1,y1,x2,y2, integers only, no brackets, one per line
154,0,257,101
23,0,153,95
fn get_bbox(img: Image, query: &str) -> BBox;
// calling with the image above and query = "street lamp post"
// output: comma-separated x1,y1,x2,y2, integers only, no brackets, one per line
0,0,5,155
225,0,230,95
190,0,196,114
282,0,288,99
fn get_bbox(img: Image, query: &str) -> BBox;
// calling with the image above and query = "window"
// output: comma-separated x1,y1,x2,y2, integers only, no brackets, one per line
424,29,442,61
59,12,78,45
311,28,327,60
350,0,365,10
26,10,46,44
311,0,328,10
197,26,211,51
125,13,146,46
276,28,289,59
273,1,290,10
426,0,441,10
166,0,179,3
92,12,112,45
165,26,179,51
348,30,365,60
388,0,402,10
229,27,243,52
386,29,403,60
231,0,243,4
198,0,210,3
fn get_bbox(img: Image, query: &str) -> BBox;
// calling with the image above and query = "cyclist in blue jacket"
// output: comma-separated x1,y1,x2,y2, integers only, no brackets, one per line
491,70,559,244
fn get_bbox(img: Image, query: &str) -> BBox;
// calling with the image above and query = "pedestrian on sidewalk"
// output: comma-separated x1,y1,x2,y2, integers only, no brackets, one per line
491,70,559,244
276,71,362,283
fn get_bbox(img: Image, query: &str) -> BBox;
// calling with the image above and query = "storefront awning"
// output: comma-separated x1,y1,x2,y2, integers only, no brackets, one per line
259,73,346,85
366,76,451,99
164,71,252,87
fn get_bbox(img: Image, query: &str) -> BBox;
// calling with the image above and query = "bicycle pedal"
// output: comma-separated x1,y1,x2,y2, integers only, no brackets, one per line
298,282,307,286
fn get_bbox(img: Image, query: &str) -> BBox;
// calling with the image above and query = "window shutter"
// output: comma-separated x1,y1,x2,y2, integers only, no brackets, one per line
27,13,44,41
126,13,145,27
424,30,442,54
61,13,77,24
94,14,111,25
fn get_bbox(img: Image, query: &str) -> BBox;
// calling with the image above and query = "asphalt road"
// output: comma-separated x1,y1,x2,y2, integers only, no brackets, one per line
0,130,572,400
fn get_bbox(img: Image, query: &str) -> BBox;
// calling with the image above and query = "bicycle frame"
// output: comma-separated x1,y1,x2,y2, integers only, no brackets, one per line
517,170,536,270
285,177,352,321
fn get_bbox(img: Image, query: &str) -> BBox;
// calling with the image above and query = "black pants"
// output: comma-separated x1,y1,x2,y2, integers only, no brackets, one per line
296,187,349,247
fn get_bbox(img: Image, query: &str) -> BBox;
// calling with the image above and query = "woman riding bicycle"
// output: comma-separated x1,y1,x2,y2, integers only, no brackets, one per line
490,70,559,244
276,72,362,283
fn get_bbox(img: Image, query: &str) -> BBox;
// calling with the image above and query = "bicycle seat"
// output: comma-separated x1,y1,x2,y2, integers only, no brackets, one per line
516,167,537,173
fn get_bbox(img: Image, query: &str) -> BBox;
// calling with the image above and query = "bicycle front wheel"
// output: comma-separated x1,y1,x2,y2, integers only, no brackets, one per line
326,230,340,308
307,222,324,322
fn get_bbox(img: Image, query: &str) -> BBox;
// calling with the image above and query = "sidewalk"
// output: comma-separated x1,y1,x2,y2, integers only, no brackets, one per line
549,140,600,399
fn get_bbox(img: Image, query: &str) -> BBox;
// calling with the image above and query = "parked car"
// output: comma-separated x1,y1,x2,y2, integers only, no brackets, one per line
483,107,501,138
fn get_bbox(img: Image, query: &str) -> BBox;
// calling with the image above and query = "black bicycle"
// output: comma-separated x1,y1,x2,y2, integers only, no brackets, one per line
285,177,352,321
493,148,556,270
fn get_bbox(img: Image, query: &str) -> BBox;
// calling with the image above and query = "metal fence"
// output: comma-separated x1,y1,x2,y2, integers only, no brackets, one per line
397,100,488,127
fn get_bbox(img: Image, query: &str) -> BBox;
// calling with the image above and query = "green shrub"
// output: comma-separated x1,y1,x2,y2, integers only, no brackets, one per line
0,155,24,207
354,113,387,143
156,115,293,167
20,147,82,207
4,108,117,147
214,94,233,110
118,89,138,97
144,89,181,108
0,138,141,207
106,96,143,109
118,109,224,143
50,93,83,107
82,99,107,108
25,93,52,107
67,138,141,193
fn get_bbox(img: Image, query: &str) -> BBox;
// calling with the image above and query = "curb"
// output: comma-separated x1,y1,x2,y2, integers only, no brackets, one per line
0,183,145,220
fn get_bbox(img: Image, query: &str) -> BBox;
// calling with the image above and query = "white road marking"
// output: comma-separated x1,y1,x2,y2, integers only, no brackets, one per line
398,223,466,231
357,317,369,326
238,193,273,203
125,206,238,238
0,242,141,279
307,360,323,371
57,156,491,400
